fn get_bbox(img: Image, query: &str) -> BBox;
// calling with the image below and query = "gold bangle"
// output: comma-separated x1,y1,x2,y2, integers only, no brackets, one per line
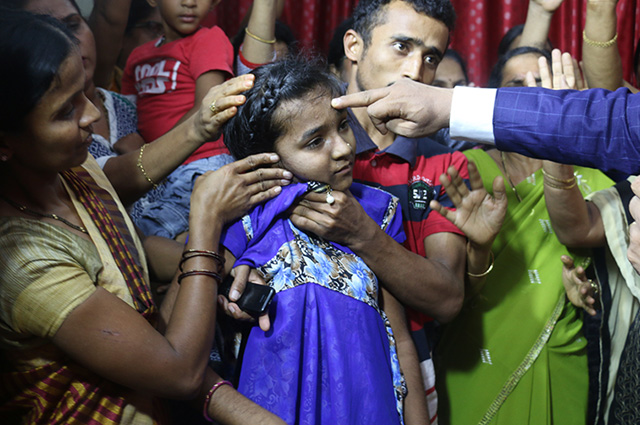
244,27,276,44
137,144,159,189
543,178,577,190
541,168,576,184
583,30,618,48
467,251,494,278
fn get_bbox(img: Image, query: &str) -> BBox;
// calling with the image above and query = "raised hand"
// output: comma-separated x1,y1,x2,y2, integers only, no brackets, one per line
527,49,587,90
560,255,598,316
429,161,507,250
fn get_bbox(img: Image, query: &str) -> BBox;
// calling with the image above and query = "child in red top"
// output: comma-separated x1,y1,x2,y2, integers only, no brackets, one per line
122,0,234,238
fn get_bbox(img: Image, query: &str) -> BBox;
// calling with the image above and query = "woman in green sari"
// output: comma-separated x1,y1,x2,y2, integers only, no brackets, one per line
433,48,615,424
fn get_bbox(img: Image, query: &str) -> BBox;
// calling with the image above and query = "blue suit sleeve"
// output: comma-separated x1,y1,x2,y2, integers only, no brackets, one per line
493,87,640,178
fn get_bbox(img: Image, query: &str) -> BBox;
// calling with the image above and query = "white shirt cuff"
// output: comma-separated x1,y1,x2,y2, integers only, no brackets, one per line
449,86,497,145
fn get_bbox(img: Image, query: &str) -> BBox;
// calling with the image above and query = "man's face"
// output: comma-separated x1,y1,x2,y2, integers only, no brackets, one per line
347,1,449,93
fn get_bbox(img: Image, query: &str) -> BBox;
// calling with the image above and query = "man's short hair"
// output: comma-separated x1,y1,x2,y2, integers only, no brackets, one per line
352,0,456,47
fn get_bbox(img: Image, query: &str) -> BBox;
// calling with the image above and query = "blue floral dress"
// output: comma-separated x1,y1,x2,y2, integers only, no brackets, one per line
221,182,408,425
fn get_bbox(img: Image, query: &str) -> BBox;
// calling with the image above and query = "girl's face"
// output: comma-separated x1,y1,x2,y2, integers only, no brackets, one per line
273,91,356,192
2,51,100,174
25,0,97,90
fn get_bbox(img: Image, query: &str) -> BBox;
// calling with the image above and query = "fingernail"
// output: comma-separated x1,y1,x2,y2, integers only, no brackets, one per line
230,289,241,301
273,186,282,193
270,154,279,161
283,170,293,179
245,80,254,87
281,179,291,185
228,304,237,314
331,98,341,108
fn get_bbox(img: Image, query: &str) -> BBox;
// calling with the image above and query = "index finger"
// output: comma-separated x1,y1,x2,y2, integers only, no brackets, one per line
331,86,389,110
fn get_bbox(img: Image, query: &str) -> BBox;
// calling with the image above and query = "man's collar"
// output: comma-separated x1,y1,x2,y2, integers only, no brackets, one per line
346,106,419,167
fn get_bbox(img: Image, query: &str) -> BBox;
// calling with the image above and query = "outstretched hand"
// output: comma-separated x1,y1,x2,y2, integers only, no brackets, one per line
560,255,598,316
430,161,507,249
331,79,453,139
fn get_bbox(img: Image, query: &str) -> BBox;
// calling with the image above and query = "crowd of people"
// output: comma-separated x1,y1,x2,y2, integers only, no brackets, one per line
1,0,639,424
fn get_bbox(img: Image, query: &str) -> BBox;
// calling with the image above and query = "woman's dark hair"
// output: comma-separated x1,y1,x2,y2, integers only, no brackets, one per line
352,0,456,48
497,24,554,57
223,57,343,160
487,46,551,88
634,39,640,84
3,0,81,13
442,48,469,85
0,8,77,132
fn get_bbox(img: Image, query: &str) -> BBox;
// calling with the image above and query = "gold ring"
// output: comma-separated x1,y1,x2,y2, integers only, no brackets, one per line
209,100,218,114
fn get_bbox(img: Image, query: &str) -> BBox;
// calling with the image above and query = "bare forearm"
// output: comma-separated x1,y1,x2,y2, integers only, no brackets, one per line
349,226,464,323
242,0,278,64
519,1,554,49
583,1,623,90
543,162,605,247
381,289,429,424
89,0,132,88
201,369,285,424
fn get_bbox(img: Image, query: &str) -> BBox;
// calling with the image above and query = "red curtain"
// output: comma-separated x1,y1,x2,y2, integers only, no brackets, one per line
207,0,640,87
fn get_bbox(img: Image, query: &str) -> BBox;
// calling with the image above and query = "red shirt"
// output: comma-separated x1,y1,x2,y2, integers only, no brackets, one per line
122,26,234,164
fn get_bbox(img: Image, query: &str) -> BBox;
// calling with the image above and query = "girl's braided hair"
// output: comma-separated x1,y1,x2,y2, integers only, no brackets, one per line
223,56,343,160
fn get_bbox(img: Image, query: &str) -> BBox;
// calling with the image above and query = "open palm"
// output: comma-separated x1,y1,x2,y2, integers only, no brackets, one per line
430,161,507,249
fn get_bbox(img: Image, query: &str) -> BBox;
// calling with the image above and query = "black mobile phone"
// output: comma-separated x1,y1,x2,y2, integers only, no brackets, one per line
221,280,275,317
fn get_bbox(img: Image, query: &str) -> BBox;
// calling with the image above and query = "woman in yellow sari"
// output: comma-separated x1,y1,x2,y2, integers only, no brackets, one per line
0,9,291,424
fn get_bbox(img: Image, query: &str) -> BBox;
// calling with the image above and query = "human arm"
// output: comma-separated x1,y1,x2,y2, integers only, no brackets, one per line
332,79,640,175
582,0,626,91
89,0,132,89
172,71,228,128
289,190,465,323
240,0,280,65
102,74,254,206
379,288,430,424
51,153,289,399
429,162,507,298
518,0,564,49
542,162,605,247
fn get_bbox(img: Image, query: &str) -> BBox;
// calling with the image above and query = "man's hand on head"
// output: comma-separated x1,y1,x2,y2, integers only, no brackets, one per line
331,79,453,138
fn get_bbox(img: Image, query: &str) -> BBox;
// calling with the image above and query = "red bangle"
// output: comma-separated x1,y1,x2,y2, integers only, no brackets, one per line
203,380,233,422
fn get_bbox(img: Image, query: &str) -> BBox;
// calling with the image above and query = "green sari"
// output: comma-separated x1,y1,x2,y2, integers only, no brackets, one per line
435,149,614,425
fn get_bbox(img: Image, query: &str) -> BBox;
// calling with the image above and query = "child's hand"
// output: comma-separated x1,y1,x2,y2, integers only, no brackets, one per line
561,255,598,316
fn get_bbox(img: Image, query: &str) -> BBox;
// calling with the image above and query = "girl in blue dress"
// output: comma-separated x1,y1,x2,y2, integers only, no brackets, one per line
218,58,429,425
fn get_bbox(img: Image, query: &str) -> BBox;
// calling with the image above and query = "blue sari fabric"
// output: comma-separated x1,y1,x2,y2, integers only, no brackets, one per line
221,182,407,425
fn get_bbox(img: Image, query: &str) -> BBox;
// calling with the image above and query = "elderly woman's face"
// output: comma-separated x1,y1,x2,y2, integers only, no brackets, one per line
25,0,97,90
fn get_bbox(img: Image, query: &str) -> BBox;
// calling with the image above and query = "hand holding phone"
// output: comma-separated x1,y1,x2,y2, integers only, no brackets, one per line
220,279,275,317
